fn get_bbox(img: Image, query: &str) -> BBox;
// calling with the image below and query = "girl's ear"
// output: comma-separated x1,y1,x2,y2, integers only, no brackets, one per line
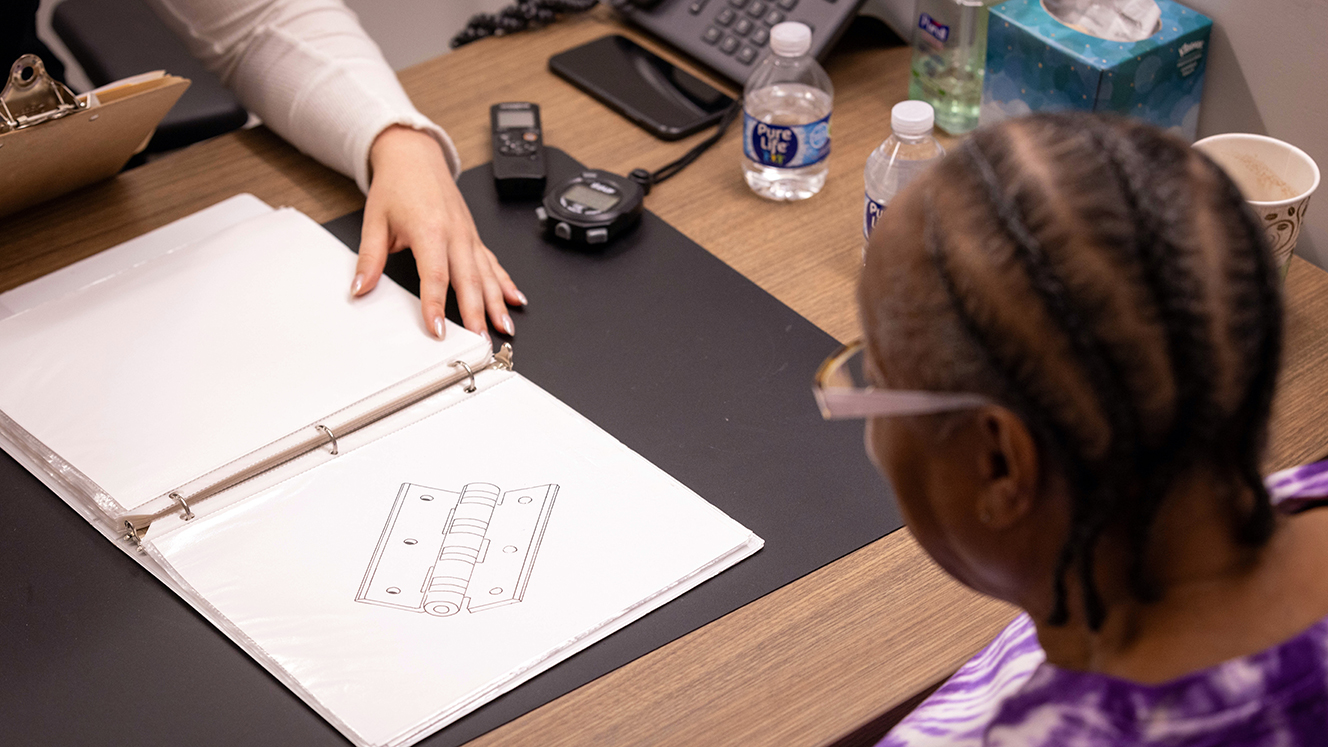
972,406,1039,530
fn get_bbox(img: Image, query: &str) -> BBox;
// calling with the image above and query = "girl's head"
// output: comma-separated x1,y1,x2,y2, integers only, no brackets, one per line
859,112,1282,629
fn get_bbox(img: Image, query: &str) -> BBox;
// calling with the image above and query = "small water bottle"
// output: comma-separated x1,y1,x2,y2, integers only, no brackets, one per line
909,0,989,135
742,22,834,201
863,101,945,244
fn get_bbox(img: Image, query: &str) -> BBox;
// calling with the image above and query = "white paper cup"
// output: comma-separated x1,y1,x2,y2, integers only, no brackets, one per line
1193,133,1320,275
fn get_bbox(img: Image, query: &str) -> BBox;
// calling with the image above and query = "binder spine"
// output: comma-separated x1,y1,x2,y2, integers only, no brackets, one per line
122,344,515,542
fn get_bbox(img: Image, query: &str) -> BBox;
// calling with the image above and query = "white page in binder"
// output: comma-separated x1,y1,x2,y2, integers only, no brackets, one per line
0,208,481,513
0,193,272,321
145,374,762,747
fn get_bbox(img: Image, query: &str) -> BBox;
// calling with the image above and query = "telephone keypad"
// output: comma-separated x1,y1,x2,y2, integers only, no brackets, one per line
695,0,815,65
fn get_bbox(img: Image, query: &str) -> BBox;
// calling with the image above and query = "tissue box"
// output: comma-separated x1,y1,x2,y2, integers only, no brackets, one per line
982,0,1212,140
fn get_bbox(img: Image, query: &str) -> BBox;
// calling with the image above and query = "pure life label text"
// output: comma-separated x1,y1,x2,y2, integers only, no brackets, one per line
743,112,832,169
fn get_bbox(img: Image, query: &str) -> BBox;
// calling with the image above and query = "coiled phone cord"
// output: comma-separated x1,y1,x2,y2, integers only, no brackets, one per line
451,0,600,48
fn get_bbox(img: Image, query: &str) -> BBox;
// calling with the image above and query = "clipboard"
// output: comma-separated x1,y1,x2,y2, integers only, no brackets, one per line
0,54,189,218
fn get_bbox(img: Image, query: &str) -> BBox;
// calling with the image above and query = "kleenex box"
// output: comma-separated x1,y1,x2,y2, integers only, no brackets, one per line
981,0,1212,140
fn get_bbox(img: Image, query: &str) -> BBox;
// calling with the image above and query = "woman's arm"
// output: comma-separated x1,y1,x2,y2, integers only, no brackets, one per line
143,0,524,338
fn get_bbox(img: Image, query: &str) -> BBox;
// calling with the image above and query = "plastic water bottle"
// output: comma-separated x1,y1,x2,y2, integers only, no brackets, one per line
742,22,834,201
908,0,989,135
863,101,945,245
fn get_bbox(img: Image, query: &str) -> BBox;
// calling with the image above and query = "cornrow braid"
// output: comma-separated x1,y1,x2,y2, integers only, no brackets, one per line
1202,152,1284,545
962,135,1147,629
1082,120,1219,603
891,112,1285,631
923,189,1098,627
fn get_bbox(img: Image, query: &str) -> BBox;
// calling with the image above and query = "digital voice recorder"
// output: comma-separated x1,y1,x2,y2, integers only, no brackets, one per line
490,102,547,200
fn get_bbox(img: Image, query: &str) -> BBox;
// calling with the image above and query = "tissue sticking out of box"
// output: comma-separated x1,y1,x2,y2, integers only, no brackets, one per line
1043,0,1161,42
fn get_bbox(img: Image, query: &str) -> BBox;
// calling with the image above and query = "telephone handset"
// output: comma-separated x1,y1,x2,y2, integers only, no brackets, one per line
609,0,868,85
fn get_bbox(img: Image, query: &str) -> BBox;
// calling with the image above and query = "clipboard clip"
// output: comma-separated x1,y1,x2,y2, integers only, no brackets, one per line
0,55,86,134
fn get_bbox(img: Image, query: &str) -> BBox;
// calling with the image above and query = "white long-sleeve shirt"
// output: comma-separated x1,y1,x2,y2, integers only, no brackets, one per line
142,0,460,192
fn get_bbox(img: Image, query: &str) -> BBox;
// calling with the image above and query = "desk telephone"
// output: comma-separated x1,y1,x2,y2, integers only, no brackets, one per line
455,1,910,87
611,0,867,84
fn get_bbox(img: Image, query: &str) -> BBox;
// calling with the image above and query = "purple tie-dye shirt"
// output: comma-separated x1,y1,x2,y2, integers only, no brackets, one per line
880,460,1328,746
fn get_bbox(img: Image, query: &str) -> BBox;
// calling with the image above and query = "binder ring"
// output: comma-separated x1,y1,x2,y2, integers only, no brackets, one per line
315,424,339,456
452,360,477,393
170,492,195,521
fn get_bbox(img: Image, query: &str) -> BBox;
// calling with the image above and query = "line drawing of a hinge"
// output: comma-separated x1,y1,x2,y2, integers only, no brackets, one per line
355,481,557,616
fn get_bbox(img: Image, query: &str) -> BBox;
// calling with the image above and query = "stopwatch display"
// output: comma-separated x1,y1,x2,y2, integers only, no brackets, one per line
536,170,644,245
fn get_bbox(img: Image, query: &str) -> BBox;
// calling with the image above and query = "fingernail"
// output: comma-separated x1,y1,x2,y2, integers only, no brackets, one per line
516,290,529,306
432,317,445,339
350,273,364,297
480,330,491,344
501,314,514,336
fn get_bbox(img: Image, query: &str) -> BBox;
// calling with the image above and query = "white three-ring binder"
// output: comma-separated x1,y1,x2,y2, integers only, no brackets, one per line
0,197,763,747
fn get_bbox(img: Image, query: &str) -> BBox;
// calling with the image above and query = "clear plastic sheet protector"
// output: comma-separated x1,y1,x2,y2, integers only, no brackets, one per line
0,194,271,321
0,206,481,514
145,371,761,747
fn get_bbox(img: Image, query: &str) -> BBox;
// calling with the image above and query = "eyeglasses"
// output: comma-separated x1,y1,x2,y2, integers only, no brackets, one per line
813,339,992,420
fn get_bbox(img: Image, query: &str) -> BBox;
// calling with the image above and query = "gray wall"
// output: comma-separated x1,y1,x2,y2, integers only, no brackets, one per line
1183,0,1328,268
341,0,509,70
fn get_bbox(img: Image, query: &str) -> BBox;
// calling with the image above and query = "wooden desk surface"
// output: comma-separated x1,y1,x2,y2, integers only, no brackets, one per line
4,10,1328,747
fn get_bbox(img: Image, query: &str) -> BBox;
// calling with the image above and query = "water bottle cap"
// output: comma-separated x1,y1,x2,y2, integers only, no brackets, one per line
891,100,935,138
770,22,812,57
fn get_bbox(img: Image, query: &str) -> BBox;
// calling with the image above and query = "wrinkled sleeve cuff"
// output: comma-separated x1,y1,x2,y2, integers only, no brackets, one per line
355,114,462,194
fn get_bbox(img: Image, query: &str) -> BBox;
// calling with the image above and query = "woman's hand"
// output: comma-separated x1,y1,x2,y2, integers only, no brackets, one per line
353,125,526,339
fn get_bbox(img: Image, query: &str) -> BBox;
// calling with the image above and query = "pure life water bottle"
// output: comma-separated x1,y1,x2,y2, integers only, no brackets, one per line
742,22,834,201
863,101,945,245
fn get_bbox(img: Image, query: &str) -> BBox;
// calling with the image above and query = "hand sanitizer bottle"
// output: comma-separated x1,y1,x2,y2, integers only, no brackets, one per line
908,0,989,135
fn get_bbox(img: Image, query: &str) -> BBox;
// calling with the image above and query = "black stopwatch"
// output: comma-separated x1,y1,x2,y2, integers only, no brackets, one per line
536,170,645,246
528,98,737,246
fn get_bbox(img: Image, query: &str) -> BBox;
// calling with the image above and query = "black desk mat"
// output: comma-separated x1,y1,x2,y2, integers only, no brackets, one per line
0,148,902,746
